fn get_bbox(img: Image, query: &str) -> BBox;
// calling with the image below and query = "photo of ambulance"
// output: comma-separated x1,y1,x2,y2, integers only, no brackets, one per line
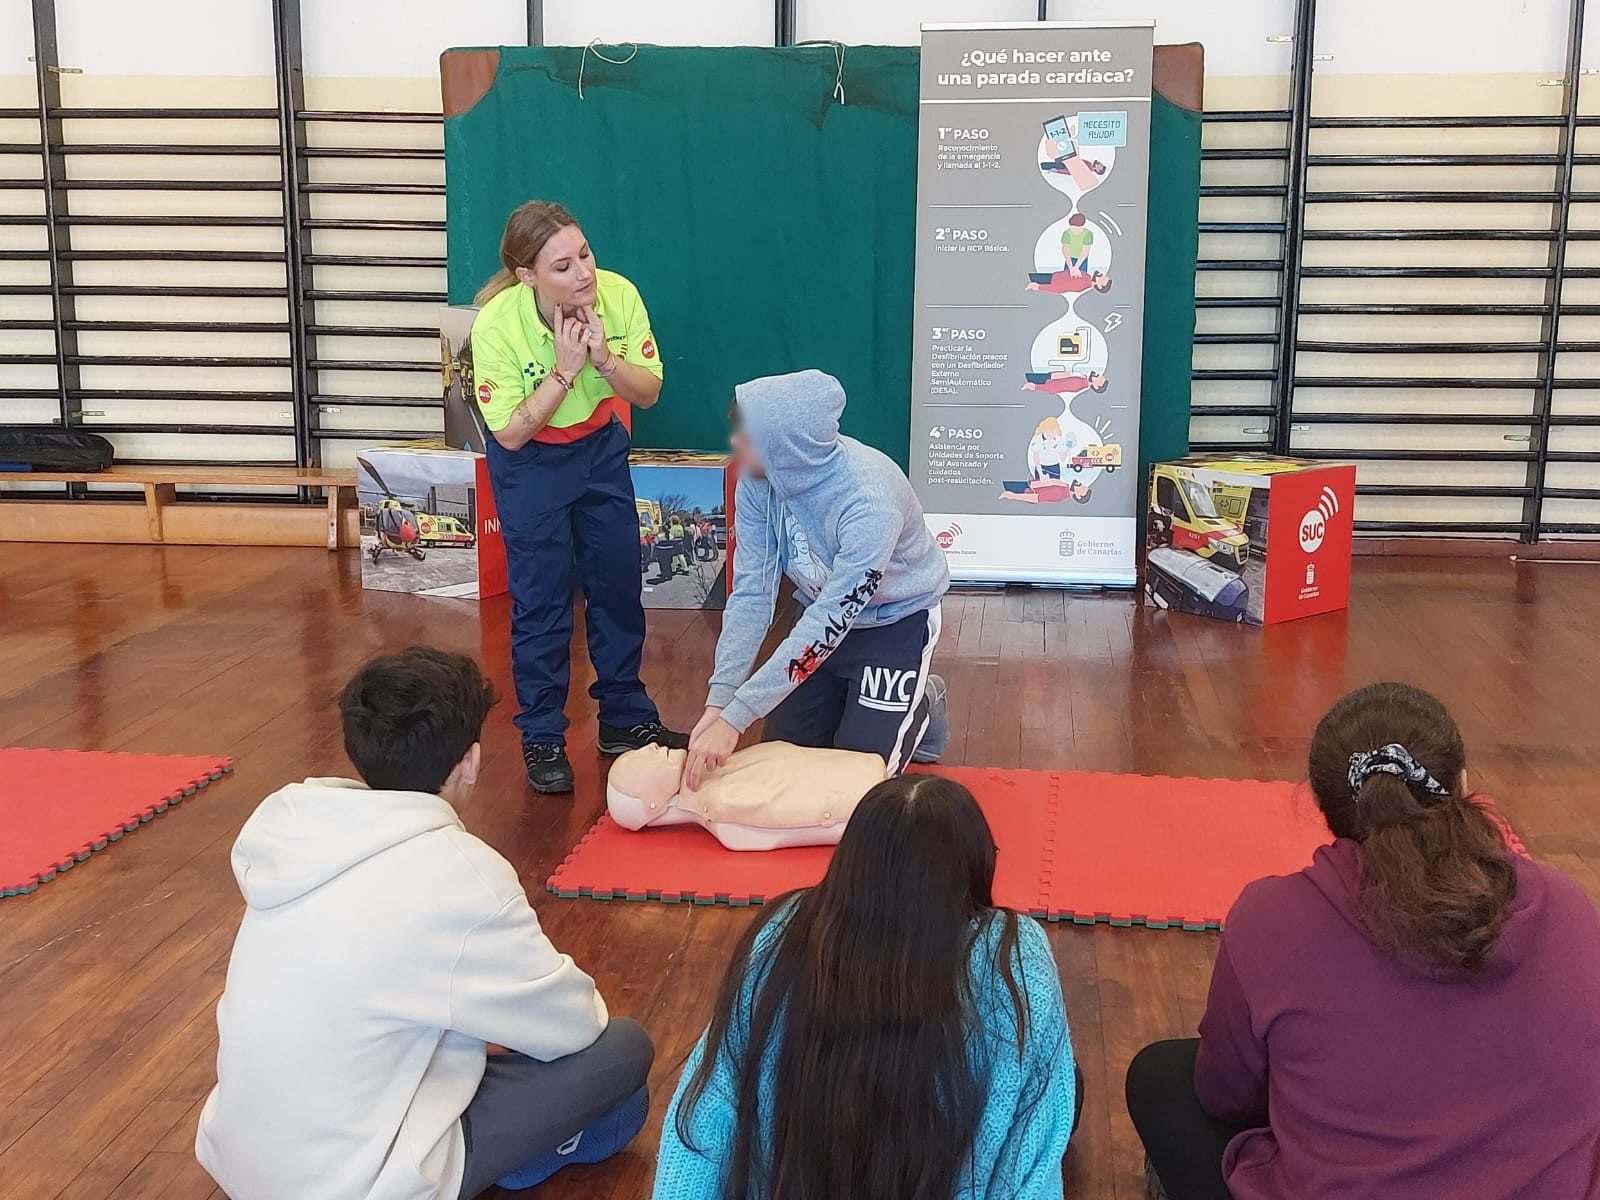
1147,463,1250,571
1193,456,1302,554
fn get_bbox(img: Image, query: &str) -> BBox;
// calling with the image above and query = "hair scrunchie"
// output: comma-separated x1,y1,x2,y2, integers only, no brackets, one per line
1347,744,1450,801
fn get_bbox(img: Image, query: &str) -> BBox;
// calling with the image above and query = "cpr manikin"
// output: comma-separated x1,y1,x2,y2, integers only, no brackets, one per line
606,742,888,851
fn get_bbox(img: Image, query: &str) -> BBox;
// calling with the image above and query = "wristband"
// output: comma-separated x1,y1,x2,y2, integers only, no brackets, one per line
549,368,573,393
597,353,619,377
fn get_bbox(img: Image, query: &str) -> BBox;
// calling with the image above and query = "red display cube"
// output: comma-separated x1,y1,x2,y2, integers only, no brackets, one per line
1144,454,1356,625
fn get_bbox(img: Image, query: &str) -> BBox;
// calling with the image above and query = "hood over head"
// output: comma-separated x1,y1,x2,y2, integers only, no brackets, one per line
734,369,846,496
230,777,461,909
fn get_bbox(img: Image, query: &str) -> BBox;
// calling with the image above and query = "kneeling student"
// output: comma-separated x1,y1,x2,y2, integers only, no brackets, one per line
685,370,952,789
196,647,653,1200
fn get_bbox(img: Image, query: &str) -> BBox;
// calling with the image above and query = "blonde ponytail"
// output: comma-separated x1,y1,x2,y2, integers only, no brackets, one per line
474,267,518,307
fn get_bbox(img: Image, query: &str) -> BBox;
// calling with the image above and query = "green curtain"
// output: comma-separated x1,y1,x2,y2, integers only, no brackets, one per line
1139,89,1203,485
445,46,1199,469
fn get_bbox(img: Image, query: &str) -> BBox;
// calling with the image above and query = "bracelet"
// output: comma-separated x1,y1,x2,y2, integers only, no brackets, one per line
597,353,619,378
549,368,573,393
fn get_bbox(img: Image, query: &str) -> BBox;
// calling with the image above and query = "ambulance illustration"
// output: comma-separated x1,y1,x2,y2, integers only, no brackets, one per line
1192,456,1302,554
1069,443,1122,473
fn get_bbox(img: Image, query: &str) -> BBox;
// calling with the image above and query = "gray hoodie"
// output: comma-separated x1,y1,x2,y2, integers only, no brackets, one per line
708,371,950,732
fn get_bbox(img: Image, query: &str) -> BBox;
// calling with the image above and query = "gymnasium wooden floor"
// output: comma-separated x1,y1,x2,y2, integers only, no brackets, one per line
4,543,1599,1200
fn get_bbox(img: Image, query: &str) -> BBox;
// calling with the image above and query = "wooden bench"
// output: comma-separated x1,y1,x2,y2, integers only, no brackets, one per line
0,465,360,550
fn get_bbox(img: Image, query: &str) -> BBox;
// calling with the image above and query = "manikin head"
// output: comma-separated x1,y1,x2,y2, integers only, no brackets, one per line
608,743,689,825
337,646,497,807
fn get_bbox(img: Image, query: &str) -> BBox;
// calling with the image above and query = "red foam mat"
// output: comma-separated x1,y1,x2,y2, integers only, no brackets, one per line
0,748,233,898
1047,771,1326,929
547,766,1332,930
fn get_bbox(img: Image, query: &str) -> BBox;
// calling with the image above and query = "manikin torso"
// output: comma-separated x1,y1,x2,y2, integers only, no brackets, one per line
606,742,889,850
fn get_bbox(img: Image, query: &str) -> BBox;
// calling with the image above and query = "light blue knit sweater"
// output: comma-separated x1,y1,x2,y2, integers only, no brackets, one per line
652,905,1076,1200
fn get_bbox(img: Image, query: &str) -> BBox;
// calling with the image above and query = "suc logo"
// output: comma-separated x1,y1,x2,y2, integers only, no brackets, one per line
936,522,963,550
1299,485,1340,553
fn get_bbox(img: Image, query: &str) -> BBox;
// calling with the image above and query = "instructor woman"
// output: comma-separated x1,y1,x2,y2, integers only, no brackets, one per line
471,200,685,794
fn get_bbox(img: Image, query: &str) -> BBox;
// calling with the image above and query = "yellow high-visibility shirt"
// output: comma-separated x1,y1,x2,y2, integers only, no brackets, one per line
469,269,662,442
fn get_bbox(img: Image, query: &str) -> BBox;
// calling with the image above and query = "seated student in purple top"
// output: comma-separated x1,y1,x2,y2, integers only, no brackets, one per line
1127,681,1600,1200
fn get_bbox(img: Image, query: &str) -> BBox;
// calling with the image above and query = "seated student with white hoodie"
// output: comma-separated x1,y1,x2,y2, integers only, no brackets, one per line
196,646,654,1200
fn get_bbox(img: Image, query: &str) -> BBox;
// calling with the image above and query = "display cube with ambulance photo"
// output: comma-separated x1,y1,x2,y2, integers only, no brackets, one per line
629,451,736,611
1143,454,1356,625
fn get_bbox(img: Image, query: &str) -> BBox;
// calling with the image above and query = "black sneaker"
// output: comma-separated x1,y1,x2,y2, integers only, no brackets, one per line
523,742,574,794
597,719,689,756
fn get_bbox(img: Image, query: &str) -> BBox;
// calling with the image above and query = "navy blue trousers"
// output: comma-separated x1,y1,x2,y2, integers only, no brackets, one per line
761,606,940,774
486,417,658,744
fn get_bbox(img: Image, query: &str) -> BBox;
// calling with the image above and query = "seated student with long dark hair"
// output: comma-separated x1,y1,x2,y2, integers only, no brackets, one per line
1127,682,1600,1200
654,774,1078,1200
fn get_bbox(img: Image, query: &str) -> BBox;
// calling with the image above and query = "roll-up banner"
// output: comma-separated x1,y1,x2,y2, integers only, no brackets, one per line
910,21,1155,586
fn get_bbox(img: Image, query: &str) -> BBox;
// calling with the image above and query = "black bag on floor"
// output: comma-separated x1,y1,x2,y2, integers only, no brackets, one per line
0,429,115,472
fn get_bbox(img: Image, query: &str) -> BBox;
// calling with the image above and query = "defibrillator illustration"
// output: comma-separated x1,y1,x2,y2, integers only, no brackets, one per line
1056,327,1090,361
